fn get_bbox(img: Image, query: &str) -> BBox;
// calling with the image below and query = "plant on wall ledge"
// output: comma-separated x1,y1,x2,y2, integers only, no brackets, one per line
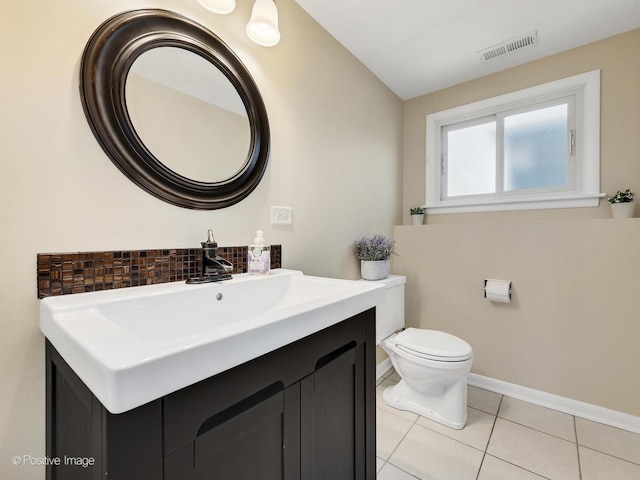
410,206,426,225
608,189,636,219
607,189,635,203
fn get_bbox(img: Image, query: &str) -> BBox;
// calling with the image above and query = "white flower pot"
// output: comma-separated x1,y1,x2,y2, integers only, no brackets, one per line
360,259,390,281
610,202,635,219
411,214,425,225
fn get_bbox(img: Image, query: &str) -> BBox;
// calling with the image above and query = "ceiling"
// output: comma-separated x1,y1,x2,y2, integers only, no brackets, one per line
294,0,640,100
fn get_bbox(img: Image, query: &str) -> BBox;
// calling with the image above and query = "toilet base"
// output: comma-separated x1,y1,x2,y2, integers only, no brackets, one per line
382,379,468,430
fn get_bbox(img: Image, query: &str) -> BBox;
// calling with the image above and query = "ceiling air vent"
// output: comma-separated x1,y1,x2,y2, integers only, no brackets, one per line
478,31,538,62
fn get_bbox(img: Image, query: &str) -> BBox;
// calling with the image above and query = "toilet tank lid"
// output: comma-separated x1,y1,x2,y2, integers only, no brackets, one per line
358,275,406,288
396,328,472,359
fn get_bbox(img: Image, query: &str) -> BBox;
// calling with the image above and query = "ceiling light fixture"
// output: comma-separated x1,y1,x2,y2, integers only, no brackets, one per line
196,0,236,15
246,0,280,47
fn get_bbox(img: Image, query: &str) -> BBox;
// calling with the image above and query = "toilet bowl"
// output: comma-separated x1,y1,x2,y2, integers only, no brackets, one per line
382,328,472,429
366,275,473,429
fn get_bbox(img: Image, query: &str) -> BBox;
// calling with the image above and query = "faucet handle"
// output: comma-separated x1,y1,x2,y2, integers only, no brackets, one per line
202,229,218,250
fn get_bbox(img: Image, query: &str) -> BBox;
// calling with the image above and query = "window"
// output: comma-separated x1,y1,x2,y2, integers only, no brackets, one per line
426,70,602,214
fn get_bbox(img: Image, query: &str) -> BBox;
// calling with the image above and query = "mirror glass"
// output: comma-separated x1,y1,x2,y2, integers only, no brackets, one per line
126,47,251,182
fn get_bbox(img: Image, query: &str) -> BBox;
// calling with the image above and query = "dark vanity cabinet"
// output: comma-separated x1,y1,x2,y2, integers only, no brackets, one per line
46,309,376,480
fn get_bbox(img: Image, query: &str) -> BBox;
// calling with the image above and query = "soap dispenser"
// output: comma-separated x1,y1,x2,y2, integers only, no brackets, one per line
248,230,270,275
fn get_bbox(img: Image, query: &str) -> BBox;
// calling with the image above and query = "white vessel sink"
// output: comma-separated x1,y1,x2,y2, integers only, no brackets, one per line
40,269,384,414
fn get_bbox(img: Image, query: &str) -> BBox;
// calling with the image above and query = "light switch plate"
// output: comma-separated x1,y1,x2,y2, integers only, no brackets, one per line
271,206,292,225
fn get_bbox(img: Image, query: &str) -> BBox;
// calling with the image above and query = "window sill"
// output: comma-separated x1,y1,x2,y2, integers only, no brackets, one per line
426,193,606,215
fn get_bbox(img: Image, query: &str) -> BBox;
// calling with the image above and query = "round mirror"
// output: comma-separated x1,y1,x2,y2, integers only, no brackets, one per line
80,9,270,210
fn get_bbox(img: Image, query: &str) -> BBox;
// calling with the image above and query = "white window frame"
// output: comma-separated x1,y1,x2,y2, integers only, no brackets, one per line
425,70,602,214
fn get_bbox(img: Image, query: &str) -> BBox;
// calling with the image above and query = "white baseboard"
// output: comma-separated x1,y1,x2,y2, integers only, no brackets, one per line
376,358,393,380
468,373,640,435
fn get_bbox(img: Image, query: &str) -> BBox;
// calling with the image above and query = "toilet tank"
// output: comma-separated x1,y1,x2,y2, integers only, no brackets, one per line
359,275,406,345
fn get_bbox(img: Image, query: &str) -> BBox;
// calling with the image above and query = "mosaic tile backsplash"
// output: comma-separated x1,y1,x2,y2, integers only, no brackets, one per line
37,245,282,299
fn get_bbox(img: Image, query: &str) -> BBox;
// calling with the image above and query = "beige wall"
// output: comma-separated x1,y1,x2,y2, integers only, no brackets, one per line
0,1,402,478
397,29,640,416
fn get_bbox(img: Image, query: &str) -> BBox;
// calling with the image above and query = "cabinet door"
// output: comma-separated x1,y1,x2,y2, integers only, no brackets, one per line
300,342,366,480
46,341,163,480
165,382,300,480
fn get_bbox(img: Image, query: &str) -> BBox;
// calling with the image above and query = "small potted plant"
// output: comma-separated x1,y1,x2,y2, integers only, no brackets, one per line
410,206,426,225
352,235,397,280
608,189,635,218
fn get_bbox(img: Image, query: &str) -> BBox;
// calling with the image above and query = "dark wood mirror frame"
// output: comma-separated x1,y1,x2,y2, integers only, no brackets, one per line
80,9,270,210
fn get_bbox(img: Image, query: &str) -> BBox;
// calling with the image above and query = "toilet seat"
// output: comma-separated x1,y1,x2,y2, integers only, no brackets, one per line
393,328,472,362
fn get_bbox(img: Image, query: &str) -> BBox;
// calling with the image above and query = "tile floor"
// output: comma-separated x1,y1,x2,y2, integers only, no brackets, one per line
376,369,640,480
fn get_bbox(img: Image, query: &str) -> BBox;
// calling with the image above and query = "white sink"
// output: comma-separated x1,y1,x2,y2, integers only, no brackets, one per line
40,269,384,414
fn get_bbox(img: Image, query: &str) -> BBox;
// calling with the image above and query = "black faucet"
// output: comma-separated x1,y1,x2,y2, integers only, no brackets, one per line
186,229,234,284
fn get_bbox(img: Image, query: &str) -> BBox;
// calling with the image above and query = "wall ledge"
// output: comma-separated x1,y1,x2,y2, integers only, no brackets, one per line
396,217,640,228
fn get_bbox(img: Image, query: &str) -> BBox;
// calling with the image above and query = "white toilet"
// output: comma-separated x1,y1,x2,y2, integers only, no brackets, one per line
372,275,473,429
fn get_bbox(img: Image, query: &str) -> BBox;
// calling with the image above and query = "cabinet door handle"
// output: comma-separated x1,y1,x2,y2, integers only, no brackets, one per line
314,341,357,371
196,381,284,436
195,382,284,466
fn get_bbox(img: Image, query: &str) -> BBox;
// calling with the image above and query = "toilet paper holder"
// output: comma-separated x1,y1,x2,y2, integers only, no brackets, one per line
484,279,512,300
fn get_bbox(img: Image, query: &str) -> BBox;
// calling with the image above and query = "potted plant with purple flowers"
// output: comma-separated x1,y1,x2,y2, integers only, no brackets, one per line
352,234,397,280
